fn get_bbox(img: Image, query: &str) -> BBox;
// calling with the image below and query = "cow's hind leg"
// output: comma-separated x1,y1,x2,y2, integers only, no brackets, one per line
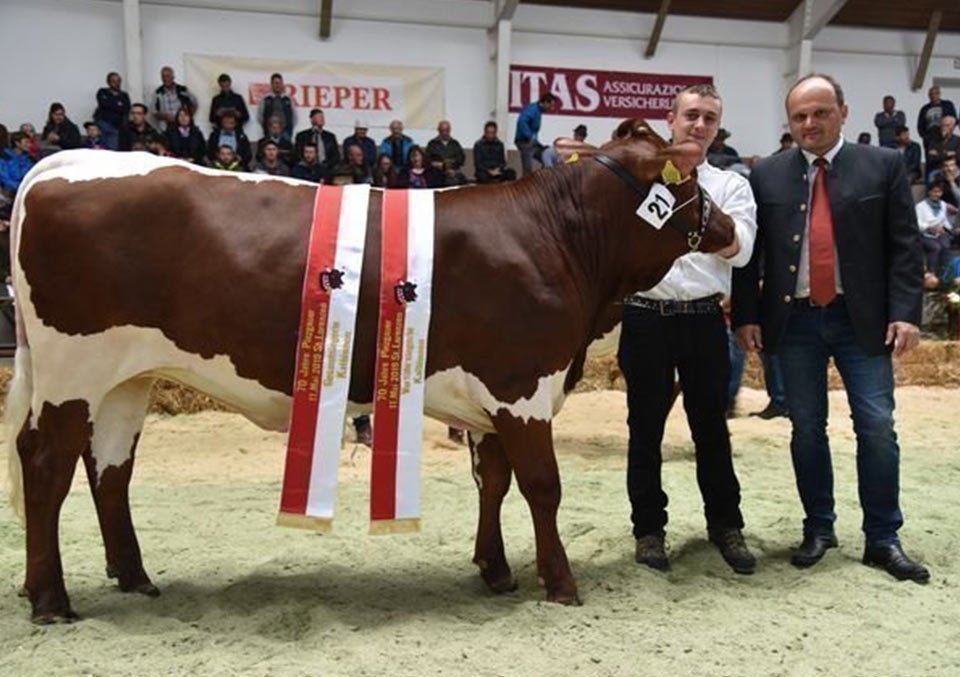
491,413,579,605
468,431,517,593
19,400,93,623
81,379,158,597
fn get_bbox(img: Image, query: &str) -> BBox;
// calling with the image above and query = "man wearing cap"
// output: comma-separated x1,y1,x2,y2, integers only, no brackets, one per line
209,73,250,129
343,120,377,169
294,108,339,174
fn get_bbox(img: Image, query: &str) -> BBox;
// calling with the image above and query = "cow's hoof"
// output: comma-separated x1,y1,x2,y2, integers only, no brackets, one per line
546,587,582,606
121,581,161,597
31,608,79,625
482,571,518,594
17,584,28,598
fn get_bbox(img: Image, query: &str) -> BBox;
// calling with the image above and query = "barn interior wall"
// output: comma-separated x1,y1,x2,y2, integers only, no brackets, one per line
3,0,959,157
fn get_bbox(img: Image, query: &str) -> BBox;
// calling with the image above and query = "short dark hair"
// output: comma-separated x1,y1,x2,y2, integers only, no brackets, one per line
83,121,98,129
671,83,721,114
484,120,497,130
218,73,231,83
106,71,120,83
927,176,947,192
883,95,895,103
261,139,278,149
786,73,845,108
11,131,27,145
218,144,235,153
301,142,318,150
309,108,324,118
895,125,909,136
780,132,793,143
131,103,148,113
270,72,283,82
538,93,558,106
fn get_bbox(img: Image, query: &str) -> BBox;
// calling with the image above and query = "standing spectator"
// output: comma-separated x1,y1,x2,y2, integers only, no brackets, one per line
211,145,244,172
894,125,923,184
256,117,294,167
343,120,377,169
874,95,905,149
925,115,959,181
397,146,443,188
474,121,516,183
251,140,290,176
164,108,206,164
207,110,252,168
426,120,467,185
372,153,399,188
94,71,131,151
119,103,157,151
916,178,954,277
41,103,81,151
0,132,36,198
917,85,957,157
734,74,928,583
82,122,108,150
773,132,795,154
515,92,558,176
291,143,326,183
542,123,587,168
379,120,415,171
258,73,295,141
294,108,339,172
18,123,41,161
209,73,250,129
153,66,198,131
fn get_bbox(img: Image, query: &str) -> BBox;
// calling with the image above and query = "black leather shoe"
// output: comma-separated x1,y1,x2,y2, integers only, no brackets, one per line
635,534,669,571
790,533,838,568
862,543,930,584
708,528,756,574
750,402,789,420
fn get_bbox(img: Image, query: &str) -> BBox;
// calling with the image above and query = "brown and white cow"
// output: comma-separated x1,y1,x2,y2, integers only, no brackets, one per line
5,119,735,622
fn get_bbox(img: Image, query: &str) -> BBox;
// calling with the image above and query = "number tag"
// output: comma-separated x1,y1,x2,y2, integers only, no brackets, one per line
636,183,676,230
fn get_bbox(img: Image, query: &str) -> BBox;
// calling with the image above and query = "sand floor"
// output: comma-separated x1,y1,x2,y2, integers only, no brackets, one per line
1,386,959,676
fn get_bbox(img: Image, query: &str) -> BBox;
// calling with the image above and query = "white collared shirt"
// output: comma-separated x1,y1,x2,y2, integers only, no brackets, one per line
635,161,758,301
796,136,845,297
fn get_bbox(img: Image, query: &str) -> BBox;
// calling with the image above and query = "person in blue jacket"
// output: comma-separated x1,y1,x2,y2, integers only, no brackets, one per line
379,120,415,171
514,92,558,176
0,133,36,198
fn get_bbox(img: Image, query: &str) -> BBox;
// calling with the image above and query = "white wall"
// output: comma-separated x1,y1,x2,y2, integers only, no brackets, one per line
2,0,960,157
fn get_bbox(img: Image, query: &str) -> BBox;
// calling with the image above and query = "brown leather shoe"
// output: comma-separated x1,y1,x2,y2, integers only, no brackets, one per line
635,533,669,571
708,528,756,574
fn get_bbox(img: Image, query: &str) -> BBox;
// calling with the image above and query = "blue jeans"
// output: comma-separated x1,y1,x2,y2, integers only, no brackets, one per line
760,351,786,409
98,120,120,151
778,299,903,545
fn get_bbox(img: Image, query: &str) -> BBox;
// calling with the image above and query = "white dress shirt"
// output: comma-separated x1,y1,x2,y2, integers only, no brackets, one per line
796,137,845,298
637,160,758,301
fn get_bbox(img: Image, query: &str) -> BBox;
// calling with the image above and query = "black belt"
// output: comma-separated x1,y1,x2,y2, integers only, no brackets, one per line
626,294,723,316
792,294,844,309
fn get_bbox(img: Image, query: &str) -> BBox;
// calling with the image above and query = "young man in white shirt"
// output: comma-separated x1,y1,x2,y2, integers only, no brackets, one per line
618,83,759,574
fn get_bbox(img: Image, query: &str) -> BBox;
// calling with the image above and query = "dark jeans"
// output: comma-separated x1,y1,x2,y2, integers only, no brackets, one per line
618,304,744,538
778,298,903,545
922,233,953,277
760,351,787,409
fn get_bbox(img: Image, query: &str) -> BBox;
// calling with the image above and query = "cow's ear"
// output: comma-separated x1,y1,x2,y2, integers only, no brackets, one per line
553,138,598,162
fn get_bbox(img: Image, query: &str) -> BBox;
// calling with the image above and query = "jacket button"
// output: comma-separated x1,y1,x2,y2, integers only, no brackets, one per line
783,294,792,303
793,234,801,243
789,264,797,273
800,203,807,212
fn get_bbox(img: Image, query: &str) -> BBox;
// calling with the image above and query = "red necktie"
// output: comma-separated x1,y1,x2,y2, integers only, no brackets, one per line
809,158,836,306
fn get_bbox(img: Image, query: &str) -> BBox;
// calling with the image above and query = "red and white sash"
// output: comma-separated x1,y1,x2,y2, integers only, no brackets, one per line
370,190,435,534
278,184,371,532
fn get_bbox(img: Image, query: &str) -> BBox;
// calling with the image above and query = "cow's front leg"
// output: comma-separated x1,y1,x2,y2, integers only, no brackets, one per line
491,413,579,605
468,431,517,593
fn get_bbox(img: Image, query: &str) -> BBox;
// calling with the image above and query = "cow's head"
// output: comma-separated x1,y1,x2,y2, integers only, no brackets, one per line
554,118,735,255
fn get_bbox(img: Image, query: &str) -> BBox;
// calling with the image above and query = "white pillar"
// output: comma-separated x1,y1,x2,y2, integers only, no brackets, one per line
494,18,512,139
123,0,144,104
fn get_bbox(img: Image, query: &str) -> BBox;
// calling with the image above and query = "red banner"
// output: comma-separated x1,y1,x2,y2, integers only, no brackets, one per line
509,65,712,120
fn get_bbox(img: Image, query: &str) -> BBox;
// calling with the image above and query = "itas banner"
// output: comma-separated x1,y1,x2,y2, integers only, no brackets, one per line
508,65,712,120
184,54,445,130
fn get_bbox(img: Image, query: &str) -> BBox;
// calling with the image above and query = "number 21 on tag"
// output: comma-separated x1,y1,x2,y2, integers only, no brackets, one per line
637,183,676,230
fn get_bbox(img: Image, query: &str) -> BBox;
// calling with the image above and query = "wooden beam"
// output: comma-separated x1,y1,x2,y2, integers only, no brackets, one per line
496,0,520,23
802,0,847,40
319,0,332,40
913,10,941,91
645,0,671,59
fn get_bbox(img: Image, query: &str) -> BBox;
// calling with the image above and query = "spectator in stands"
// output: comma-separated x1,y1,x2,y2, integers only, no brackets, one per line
120,103,157,151
542,123,588,167
917,85,957,158
258,73,295,141
515,92,559,176
874,95,905,149
0,125,8,157
925,115,959,181
857,132,872,145
894,125,922,184
153,66,198,131
916,178,954,278
18,123,41,161
209,73,250,129
94,71,130,151
397,146,443,188
343,120,377,169
372,153,399,188
774,132,795,154
380,120,415,171
164,108,206,164
257,116,294,167
294,108,339,173
707,128,741,169
211,145,244,172
41,103,81,152
937,157,960,210
207,110,252,168
474,121,516,183
0,132,34,198
291,142,326,183
426,120,467,185
146,134,172,157
83,121,108,150
252,140,290,176
332,144,373,185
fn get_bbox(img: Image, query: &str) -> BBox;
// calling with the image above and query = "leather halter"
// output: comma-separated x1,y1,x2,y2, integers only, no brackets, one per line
593,153,710,252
